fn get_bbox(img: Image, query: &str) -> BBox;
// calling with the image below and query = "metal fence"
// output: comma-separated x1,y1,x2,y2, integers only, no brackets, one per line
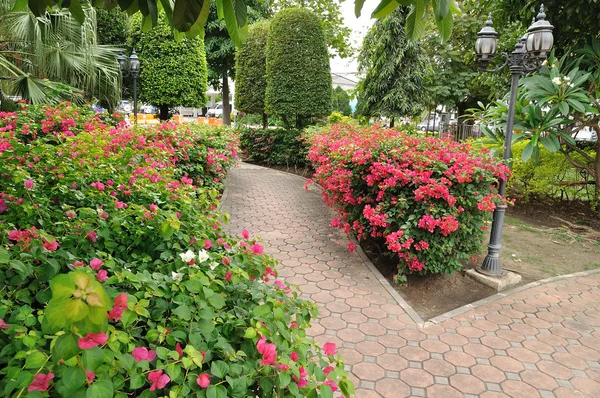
443,124,481,142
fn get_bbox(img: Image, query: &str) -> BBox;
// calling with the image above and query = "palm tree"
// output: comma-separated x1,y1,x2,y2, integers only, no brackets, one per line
0,1,121,107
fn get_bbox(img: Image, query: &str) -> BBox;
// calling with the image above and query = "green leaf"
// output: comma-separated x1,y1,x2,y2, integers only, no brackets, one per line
11,0,28,11
166,363,182,381
433,0,450,20
83,347,106,371
52,333,81,361
42,297,71,333
173,0,207,32
66,299,89,323
232,0,247,28
405,0,426,40
278,372,291,388
539,136,559,152
207,293,225,309
69,0,86,24
25,351,47,369
218,0,248,47
355,0,366,17
86,379,113,398
435,11,453,42
339,379,355,398
63,367,86,391
211,360,229,378
521,142,534,162
10,260,32,278
206,385,227,398
319,384,334,398
172,305,192,320
129,372,144,389
183,280,203,293
252,304,270,318
0,248,9,263
371,0,398,19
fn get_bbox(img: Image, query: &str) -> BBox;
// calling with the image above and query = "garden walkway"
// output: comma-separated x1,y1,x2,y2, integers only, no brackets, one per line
221,163,600,398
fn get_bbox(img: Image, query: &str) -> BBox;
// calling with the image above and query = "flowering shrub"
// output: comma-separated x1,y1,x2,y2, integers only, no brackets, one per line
238,128,309,167
0,103,353,397
306,123,510,277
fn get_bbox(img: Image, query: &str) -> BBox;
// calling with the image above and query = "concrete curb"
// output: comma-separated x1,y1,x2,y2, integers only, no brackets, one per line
229,162,600,330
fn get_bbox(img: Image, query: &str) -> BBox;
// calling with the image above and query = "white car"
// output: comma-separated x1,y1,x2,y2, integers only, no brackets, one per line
207,102,223,118
117,100,132,113
572,127,598,142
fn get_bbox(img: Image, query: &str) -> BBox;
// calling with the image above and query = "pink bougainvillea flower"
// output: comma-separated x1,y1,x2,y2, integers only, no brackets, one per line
250,243,264,255
78,332,108,349
42,238,58,251
114,293,128,307
66,210,76,218
323,366,334,375
175,343,183,359
0,199,7,212
24,179,34,190
149,203,159,213
107,306,124,322
222,257,230,265
115,200,127,209
256,336,277,366
293,367,308,388
204,239,212,249
196,373,211,388
224,271,232,282
89,258,103,270
0,318,9,329
323,342,337,355
91,181,105,191
28,373,54,392
241,229,250,239
347,242,357,252
323,379,338,392
8,229,20,241
97,270,108,282
72,260,84,267
86,231,97,242
85,371,95,383
290,352,299,361
132,347,157,362
106,180,114,186
148,370,170,391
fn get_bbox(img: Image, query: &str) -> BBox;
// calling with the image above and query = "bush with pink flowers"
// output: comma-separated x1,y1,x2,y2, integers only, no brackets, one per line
306,123,510,278
0,103,353,397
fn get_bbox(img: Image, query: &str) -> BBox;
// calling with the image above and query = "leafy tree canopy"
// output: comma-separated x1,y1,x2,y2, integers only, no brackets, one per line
331,86,352,116
356,7,427,122
128,12,208,119
235,21,269,117
96,8,129,46
265,7,332,126
19,0,460,47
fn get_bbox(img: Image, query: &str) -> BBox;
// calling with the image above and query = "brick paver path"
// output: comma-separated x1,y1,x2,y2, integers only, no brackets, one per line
222,163,600,398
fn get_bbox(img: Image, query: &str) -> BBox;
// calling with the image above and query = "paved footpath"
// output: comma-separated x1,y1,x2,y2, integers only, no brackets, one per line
221,163,600,398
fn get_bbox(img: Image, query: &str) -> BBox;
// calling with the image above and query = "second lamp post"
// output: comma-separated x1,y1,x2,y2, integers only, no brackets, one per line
117,49,141,122
475,5,554,276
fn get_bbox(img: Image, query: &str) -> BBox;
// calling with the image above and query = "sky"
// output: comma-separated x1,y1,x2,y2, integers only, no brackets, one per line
330,0,377,75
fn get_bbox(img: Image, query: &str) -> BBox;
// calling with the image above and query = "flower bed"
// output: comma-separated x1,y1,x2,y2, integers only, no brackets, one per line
306,123,510,279
0,103,353,397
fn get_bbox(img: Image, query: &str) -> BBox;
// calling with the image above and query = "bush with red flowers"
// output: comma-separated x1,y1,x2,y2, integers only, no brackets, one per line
0,103,353,397
306,123,510,278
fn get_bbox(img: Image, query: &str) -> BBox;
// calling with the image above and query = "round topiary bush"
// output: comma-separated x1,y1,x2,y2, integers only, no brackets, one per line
265,8,332,127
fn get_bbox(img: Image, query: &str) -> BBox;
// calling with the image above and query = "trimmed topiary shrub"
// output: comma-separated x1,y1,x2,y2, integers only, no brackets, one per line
265,8,332,127
307,123,510,278
0,103,354,397
239,128,309,167
128,13,208,120
235,21,270,128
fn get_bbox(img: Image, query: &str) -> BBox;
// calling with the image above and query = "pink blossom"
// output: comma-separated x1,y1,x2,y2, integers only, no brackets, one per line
196,373,211,388
86,231,97,242
148,370,170,391
91,181,105,191
149,203,159,213
323,379,338,392
132,347,157,362
85,371,95,383
107,306,124,322
323,342,337,355
250,243,264,255
175,343,183,359
222,257,230,265
106,180,114,186
97,270,108,282
72,260,84,267
256,336,277,366
24,179,34,190
90,258,103,270
0,199,7,212
66,210,76,218
225,272,232,282
114,293,128,307
241,229,250,239
42,238,58,251
323,366,334,375
0,319,9,329
8,230,20,240
290,352,299,361
28,373,54,392
347,242,357,252
78,332,108,349
204,239,212,249
115,200,127,209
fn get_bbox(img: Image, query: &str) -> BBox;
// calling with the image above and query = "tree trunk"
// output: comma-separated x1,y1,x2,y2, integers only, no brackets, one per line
262,113,268,130
595,137,600,198
282,115,290,129
389,116,395,128
222,68,231,126
159,104,170,121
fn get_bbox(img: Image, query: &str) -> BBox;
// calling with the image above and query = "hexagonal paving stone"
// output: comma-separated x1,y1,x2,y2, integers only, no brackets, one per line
356,341,386,356
337,329,366,344
520,369,559,390
375,378,411,397
471,364,506,383
399,369,434,388
426,385,463,398
358,322,387,337
439,333,469,346
419,339,450,354
352,363,386,381
449,374,486,395
423,359,456,377
501,380,540,398
398,346,430,362
376,353,408,372
378,334,407,349
341,311,368,324
444,351,476,367
489,356,524,373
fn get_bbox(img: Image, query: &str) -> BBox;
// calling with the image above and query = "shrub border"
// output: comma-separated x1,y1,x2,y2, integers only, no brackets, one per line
231,162,600,329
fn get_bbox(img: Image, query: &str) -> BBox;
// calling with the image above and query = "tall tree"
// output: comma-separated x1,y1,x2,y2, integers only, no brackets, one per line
235,21,270,128
355,7,427,127
96,8,129,46
331,86,352,116
271,0,351,58
205,1,268,125
266,7,332,128
128,13,208,120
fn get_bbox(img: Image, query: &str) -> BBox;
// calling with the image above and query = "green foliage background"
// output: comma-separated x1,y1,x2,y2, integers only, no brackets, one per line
265,8,332,125
128,13,208,113
96,8,129,46
235,21,270,115
331,86,352,116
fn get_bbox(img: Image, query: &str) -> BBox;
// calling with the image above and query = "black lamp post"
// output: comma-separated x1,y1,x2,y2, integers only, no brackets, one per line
475,5,554,276
116,49,141,123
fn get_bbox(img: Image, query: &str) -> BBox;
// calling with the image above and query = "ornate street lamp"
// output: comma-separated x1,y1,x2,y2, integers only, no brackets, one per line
116,49,141,123
475,5,554,276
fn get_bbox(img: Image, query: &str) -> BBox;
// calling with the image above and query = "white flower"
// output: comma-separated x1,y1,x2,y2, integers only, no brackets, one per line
197,249,210,263
209,262,219,271
172,271,184,282
563,76,570,81
569,83,575,88
551,77,561,85
179,250,195,263
542,59,548,66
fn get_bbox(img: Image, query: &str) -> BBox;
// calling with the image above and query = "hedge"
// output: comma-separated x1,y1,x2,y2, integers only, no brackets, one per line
239,128,309,168
0,103,353,397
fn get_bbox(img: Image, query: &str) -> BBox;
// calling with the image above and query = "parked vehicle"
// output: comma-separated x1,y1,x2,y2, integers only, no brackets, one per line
417,118,441,132
207,102,224,118
572,127,598,142
140,104,156,114
117,100,132,113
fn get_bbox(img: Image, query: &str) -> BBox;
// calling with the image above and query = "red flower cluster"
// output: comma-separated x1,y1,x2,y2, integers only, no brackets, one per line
306,123,508,275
